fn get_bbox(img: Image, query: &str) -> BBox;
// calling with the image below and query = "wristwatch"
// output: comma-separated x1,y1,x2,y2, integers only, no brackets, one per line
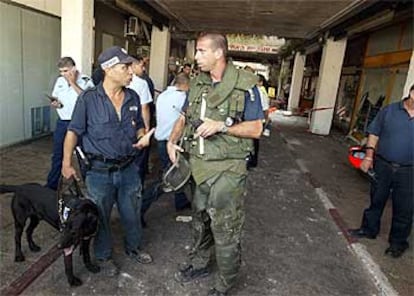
224,116,235,127
220,123,228,133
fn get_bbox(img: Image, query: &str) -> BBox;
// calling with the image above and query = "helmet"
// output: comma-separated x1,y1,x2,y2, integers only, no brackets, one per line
348,146,366,169
163,153,191,191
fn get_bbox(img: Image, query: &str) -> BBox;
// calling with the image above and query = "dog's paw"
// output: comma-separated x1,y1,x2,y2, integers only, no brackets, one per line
15,254,25,262
68,276,82,286
86,263,100,273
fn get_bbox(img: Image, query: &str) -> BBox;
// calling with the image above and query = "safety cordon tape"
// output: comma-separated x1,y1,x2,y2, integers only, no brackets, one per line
307,106,334,125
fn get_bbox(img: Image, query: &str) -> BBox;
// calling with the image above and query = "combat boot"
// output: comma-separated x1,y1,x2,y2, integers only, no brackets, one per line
174,264,210,283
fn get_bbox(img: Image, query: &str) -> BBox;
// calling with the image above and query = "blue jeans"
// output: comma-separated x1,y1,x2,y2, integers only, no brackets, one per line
85,161,143,260
46,119,70,190
361,157,413,247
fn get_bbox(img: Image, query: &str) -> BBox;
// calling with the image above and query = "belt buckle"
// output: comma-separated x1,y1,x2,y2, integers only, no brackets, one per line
108,164,120,172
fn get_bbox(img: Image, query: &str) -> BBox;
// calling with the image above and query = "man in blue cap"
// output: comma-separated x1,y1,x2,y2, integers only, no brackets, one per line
62,46,154,276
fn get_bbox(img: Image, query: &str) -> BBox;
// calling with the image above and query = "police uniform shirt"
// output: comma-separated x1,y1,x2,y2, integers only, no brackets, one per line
68,83,144,160
52,74,94,120
258,86,269,111
155,86,186,141
127,74,153,105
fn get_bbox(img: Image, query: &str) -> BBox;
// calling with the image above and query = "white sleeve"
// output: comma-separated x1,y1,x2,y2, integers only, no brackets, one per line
138,81,153,105
51,77,64,98
260,89,269,111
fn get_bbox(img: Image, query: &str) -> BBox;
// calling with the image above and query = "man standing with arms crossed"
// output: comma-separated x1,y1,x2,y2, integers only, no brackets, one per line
46,57,94,190
168,33,263,296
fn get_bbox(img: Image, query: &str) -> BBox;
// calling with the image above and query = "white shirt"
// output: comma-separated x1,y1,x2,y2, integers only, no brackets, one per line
52,74,94,120
259,86,269,111
128,74,153,105
155,86,186,141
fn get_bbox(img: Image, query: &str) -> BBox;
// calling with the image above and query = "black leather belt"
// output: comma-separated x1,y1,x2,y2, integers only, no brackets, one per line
377,155,413,168
86,154,136,172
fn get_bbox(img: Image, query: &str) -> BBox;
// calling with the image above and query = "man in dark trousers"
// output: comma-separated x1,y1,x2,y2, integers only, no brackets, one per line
46,57,94,190
348,84,414,258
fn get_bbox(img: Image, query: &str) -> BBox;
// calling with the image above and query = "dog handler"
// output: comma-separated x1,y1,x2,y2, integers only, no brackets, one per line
61,46,154,276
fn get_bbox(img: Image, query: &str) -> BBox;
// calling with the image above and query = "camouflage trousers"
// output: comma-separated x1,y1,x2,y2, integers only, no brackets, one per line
189,171,246,293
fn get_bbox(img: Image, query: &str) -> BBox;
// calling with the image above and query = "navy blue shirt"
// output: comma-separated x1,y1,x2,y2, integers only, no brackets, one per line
68,83,144,159
243,86,265,121
367,99,414,165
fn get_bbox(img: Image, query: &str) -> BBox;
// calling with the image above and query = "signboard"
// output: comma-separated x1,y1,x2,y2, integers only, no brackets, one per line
229,44,280,54
227,34,284,55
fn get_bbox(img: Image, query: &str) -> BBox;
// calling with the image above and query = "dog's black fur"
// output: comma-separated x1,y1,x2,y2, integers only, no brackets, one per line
0,183,100,286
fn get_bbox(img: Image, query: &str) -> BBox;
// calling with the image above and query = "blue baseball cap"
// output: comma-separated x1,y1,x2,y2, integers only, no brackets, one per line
98,46,136,69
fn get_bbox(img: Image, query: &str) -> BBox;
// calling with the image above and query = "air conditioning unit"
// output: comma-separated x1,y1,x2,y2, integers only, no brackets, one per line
125,16,139,36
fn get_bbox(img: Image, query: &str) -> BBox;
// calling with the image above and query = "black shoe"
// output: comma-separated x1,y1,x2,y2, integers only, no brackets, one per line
385,245,408,258
348,228,376,239
207,288,227,296
174,264,210,283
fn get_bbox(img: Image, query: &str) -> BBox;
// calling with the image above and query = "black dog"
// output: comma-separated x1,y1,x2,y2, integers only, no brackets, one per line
0,182,100,286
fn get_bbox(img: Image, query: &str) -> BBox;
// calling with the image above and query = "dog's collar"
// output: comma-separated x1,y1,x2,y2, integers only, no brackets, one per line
57,178,85,232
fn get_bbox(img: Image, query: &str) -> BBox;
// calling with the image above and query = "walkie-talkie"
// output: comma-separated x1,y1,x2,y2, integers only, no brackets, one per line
173,105,203,128
190,118,203,129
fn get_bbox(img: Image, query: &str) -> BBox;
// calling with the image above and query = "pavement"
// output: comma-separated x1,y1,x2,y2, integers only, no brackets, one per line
0,113,412,296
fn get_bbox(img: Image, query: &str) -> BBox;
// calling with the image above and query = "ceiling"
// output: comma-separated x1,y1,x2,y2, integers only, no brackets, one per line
139,0,361,39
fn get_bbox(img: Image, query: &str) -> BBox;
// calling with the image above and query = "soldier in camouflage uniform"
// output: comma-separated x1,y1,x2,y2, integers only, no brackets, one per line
167,33,263,296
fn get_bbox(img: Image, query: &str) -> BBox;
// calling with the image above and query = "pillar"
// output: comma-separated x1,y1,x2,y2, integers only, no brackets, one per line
149,25,170,94
185,40,195,62
277,59,290,98
401,50,414,99
288,52,306,111
61,0,94,75
310,37,347,135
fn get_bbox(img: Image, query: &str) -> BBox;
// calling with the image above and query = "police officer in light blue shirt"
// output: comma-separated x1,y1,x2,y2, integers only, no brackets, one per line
46,57,94,190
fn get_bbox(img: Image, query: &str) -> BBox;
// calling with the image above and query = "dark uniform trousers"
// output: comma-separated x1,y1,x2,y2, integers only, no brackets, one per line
361,156,413,247
189,171,246,293
46,119,70,190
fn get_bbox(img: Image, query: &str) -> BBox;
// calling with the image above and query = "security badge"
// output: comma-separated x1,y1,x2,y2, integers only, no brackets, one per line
63,206,71,222
129,105,138,127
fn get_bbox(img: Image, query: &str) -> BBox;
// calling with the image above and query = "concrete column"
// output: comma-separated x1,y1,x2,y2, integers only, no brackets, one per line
186,40,195,62
277,59,290,98
401,50,414,99
288,52,306,111
310,37,347,135
61,0,94,75
149,26,170,94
